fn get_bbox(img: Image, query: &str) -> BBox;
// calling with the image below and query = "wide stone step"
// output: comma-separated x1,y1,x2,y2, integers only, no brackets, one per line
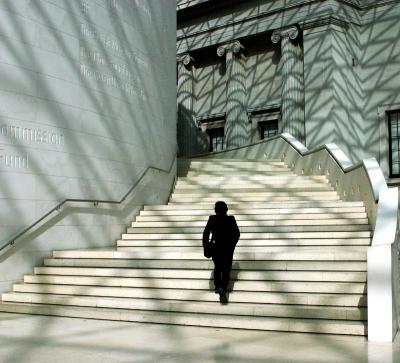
174,184,334,196
144,201,365,210
33,267,367,282
140,207,367,216
117,238,371,247
122,231,372,240
175,181,329,189
179,164,290,171
177,161,288,171
169,194,340,203
21,275,367,293
111,245,368,261
43,258,367,271
116,246,369,253
1,293,367,321
126,225,371,234
51,248,367,261
176,174,328,181
116,245,370,253
177,175,328,182
175,178,330,186
136,212,368,221
171,191,337,198
131,219,369,228
0,302,367,335
169,197,341,205
182,171,294,177
8,285,367,306
178,159,284,166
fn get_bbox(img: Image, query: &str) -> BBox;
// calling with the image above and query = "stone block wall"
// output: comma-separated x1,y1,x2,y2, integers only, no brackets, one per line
0,0,176,293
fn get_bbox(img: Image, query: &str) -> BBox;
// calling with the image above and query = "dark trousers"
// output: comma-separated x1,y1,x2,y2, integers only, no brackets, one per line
212,250,234,291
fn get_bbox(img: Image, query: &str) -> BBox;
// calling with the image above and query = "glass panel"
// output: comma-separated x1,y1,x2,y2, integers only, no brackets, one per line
260,120,278,140
209,128,224,152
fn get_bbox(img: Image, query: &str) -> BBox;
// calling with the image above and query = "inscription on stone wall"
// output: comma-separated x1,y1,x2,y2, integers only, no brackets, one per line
80,64,143,98
133,0,151,17
101,0,150,17
81,1,90,14
80,23,149,72
107,0,118,12
0,149,29,169
80,46,138,85
0,122,64,170
0,124,64,146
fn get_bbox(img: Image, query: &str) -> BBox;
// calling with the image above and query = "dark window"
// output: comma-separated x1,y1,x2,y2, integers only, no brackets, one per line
259,120,278,140
208,127,224,152
248,107,280,141
389,111,400,177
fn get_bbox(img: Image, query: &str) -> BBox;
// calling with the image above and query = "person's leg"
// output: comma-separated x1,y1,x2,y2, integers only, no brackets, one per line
221,251,234,292
212,255,222,291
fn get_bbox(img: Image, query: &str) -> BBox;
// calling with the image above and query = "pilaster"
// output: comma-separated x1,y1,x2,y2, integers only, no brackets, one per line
177,53,196,157
272,26,305,143
217,40,250,149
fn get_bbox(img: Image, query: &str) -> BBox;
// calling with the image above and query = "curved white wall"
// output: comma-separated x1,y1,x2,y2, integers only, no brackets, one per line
0,0,177,292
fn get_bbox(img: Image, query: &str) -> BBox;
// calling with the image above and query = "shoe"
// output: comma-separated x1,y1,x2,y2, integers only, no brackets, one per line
219,292,228,304
215,287,224,295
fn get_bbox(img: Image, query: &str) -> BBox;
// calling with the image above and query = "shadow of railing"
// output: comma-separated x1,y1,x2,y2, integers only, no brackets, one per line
0,154,177,257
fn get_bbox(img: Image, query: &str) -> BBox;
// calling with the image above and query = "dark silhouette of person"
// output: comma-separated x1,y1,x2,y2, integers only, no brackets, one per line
202,201,240,302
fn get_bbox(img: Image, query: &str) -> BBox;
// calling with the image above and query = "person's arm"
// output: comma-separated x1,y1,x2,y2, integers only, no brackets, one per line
231,216,240,246
203,216,212,247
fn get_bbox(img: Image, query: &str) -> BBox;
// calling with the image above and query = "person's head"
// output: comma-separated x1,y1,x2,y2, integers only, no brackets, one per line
214,201,228,216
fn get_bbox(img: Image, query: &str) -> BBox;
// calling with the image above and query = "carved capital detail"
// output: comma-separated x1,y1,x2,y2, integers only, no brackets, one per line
217,40,245,57
271,26,299,44
231,40,244,54
177,53,194,66
217,45,227,57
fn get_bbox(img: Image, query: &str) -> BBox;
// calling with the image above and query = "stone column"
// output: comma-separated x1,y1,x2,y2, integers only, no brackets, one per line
217,41,249,149
272,26,305,143
177,53,196,157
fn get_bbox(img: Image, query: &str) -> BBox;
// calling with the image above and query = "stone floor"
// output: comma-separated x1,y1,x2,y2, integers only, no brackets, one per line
0,312,399,363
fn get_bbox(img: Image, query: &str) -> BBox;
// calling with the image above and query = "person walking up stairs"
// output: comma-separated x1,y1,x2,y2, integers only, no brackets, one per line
0,158,370,336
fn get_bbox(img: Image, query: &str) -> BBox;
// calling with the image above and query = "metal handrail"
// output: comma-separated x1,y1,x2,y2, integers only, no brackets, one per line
0,154,177,253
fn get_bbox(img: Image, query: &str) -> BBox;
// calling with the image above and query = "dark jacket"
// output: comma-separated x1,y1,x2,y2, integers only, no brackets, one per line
202,215,240,253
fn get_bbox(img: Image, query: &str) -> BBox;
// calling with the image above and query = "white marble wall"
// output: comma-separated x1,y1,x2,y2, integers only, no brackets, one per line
0,0,176,293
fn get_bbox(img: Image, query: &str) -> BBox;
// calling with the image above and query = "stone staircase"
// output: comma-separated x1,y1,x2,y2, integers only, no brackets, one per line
0,158,370,335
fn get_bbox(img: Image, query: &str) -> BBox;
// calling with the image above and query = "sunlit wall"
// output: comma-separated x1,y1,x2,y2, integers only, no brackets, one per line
177,0,400,169
0,0,176,292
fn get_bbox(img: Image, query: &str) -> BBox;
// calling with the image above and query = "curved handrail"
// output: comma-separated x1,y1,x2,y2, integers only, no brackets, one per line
0,154,177,253
279,133,388,201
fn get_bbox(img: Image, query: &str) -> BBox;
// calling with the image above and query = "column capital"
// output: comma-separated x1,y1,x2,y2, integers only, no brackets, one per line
177,53,195,66
217,40,245,57
271,26,299,44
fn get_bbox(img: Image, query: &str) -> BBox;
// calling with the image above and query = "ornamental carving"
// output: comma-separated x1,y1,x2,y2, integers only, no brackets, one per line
271,26,299,43
177,53,194,66
217,40,244,57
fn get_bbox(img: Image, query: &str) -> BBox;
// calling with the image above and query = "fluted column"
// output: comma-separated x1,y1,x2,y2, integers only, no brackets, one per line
177,54,196,157
272,26,305,143
217,41,249,149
